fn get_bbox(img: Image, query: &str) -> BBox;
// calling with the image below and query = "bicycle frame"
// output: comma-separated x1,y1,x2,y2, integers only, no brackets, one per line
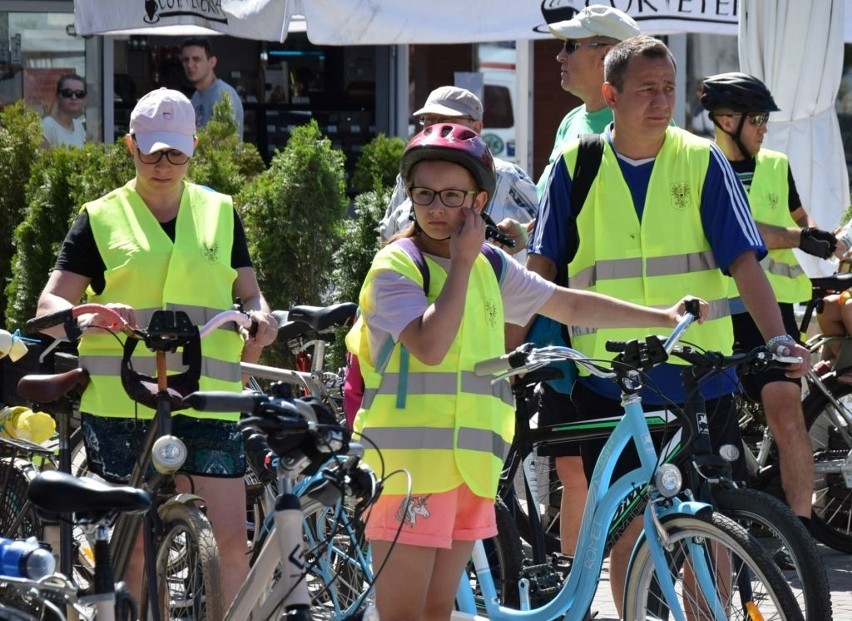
457,390,710,620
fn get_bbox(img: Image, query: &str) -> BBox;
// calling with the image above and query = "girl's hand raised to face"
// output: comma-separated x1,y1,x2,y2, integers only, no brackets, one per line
450,207,486,266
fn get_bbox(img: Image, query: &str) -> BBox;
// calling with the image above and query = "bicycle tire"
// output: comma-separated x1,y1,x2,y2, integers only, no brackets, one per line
0,458,42,539
462,497,524,612
713,486,832,620
143,502,225,621
801,375,852,553
623,511,804,621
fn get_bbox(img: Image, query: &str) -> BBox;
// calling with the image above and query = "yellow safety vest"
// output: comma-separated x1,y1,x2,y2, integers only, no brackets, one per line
565,128,733,366
78,182,244,420
347,242,514,498
729,149,810,304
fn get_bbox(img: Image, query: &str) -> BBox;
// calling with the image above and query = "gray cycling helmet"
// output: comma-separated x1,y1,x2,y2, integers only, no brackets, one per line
699,72,780,113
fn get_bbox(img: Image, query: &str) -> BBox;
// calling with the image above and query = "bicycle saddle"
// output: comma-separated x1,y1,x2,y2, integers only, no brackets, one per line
28,469,150,523
17,368,89,404
287,303,358,332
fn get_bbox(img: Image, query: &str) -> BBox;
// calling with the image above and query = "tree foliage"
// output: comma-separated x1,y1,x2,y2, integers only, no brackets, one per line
237,119,348,366
350,133,405,195
0,102,44,323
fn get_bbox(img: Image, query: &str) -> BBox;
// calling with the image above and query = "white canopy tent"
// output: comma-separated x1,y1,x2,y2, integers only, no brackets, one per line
75,0,851,241
740,0,849,276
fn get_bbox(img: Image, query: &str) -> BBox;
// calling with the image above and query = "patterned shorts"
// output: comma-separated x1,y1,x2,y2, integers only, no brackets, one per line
81,413,245,483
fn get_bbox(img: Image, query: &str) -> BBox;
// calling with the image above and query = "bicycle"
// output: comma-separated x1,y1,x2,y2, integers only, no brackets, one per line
184,387,380,620
25,302,256,621
0,468,150,621
458,302,804,620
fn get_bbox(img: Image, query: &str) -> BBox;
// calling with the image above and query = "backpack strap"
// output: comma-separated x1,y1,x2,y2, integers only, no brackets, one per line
480,243,506,284
395,237,430,295
570,133,605,217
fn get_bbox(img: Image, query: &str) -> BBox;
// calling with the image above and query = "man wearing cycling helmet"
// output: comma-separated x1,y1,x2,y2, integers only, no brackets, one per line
701,72,838,524
378,86,538,260
530,36,811,614
348,122,705,621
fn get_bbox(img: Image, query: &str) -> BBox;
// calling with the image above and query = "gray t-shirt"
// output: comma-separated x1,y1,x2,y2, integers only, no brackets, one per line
363,248,556,356
191,79,244,139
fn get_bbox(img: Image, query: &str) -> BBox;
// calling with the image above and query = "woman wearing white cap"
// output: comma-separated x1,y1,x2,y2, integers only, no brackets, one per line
33,87,277,606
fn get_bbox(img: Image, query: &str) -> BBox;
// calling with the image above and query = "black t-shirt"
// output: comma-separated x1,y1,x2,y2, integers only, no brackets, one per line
54,209,253,295
729,157,802,215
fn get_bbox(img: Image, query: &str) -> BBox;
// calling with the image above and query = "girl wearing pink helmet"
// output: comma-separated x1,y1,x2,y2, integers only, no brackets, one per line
347,123,706,621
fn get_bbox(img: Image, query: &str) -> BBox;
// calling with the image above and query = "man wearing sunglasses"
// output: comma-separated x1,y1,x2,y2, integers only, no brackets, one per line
42,74,88,148
701,71,840,527
378,86,538,261
514,5,639,565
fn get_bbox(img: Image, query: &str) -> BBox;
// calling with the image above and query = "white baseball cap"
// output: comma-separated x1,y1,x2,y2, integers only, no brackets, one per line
549,5,640,41
413,86,484,122
129,88,196,157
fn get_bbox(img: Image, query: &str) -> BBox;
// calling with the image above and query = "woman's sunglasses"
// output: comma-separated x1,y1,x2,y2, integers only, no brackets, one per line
59,88,87,99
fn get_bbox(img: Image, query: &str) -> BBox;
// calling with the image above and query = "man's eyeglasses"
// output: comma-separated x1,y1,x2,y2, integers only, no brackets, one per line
419,115,474,127
409,186,477,208
59,88,87,99
132,136,190,165
562,40,611,55
717,113,770,127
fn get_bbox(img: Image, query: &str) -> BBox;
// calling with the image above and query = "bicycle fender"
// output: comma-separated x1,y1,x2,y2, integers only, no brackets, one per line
654,499,713,519
159,492,207,514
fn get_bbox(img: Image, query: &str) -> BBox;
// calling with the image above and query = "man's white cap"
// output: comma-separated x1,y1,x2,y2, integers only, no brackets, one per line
412,86,483,122
549,5,640,41
129,88,196,157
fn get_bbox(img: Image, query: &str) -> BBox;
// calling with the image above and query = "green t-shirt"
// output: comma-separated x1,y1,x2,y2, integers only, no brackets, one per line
535,105,614,199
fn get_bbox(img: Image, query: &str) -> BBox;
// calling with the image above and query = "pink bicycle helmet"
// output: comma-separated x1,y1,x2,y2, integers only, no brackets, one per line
400,123,497,197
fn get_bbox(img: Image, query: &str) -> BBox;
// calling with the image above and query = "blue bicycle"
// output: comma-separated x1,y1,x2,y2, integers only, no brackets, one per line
457,302,803,621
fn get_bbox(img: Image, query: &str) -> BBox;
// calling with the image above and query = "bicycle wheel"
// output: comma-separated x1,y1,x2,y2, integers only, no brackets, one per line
801,376,852,553
300,494,375,620
623,511,804,621
713,487,832,620
145,502,225,621
0,458,42,539
462,497,524,612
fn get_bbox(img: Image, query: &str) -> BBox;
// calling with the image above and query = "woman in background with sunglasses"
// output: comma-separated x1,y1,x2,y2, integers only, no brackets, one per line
41,73,88,148
700,71,844,527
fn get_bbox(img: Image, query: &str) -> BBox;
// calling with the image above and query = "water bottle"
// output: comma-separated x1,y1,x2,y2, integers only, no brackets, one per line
0,536,56,579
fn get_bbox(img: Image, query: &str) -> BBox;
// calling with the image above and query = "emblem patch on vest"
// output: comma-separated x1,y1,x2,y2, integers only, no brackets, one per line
201,242,219,263
669,183,690,211
484,298,498,330
767,192,780,211
395,495,432,527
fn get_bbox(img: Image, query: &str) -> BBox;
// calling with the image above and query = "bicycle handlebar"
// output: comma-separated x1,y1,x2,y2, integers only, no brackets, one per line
26,304,254,342
475,301,701,380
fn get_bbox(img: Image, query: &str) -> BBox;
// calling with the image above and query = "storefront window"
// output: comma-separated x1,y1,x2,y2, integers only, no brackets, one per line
0,9,100,142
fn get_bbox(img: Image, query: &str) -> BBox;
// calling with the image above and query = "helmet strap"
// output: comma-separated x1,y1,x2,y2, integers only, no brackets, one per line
710,112,751,160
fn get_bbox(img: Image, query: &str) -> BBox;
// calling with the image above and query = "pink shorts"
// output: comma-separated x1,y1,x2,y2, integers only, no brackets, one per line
364,484,497,549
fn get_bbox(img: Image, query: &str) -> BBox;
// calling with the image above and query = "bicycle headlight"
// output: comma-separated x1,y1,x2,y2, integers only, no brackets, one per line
152,434,188,474
654,463,682,498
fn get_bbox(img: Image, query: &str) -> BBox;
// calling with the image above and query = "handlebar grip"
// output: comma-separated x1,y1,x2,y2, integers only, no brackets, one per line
184,391,267,413
25,309,74,334
474,353,513,376
683,297,701,319
605,340,628,353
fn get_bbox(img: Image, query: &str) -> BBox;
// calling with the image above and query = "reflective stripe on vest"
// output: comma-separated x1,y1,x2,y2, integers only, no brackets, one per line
729,149,810,304
78,182,243,420
361,370,514,409
564,128,733,365
351,242,513,498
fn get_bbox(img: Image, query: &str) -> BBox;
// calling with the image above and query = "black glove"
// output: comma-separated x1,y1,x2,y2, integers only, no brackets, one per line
799,227,837,259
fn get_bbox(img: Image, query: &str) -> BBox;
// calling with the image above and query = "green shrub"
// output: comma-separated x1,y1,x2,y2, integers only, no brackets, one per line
5,143,135,331
237,119,348,366
351,133,405,195
191,96,265,196
0,102,44,323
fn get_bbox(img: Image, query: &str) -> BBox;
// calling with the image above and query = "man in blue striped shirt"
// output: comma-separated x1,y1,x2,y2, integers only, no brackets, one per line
527,35,811,614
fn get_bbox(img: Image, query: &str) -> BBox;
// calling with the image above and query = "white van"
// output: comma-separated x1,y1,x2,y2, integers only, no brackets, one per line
478,44,517,162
